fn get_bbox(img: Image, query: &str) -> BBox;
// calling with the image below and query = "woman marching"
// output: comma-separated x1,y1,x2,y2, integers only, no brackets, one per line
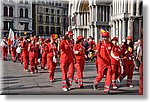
46,35,58,82
59,31,75,91
117,36,135,87
73,36,85,88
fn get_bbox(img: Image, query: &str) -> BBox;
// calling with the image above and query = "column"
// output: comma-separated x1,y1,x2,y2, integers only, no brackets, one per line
119,20,122,44
122,19,127,40
127,19,131,36
136,0,141,16
103,6,105,22
116,20,119,38
131,0,134,16
84,13,87,25
81,13,83,25
113,0,115,15
95,5,98,22
124,0,127,13
138,17,143,39
83,29,85,37
116,0,118,14
114,0,116,15
99,6,102,21
78,13,80,26
91,26,93,36
113,21,116,37
130,17,135,39
89,6,92,23
92,6,95,22
94,26,98,43
106,6,108,22
77,29,80,37
87,13,89,25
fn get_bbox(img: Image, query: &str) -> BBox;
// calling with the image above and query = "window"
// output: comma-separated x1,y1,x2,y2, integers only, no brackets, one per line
39,26,43,34
46,8,49,13
3,21,9,30
57,17,60,24
20,0,23,4
50,27,55,34
25,9,28,18
25,23,29,30
51,17,54,24
46,26,49,35
56,27,61,34
20,8,23,18
9,0,13,2
9,7,13,17
57,10,60,15
25,0,28,4
46,16,49,23
39,15,43,22
4,6,8,16
51,9,54,14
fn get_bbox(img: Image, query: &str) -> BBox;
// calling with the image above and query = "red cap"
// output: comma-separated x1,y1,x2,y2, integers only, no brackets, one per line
112,37,118,42
65,31,74,36
126,36,132,40
77,36,84,41
101,32,109,37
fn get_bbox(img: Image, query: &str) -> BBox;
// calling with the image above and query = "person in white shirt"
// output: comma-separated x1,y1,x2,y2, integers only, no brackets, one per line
1,37,8,61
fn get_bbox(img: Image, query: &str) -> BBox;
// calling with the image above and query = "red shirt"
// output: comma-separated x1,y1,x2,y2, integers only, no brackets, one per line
47,43,57,58
60,39,74,63
28,43,38,56
111,45,121,65
96,40,112,67
73,43,85,62
21,41,29,56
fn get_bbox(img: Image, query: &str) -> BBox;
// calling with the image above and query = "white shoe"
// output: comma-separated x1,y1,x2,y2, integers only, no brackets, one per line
112,86,118,89
62,88,68,92
25,69,29,72
129,85,134,88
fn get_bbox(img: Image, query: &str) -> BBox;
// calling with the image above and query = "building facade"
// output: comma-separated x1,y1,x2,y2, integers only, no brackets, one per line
111,0,143,43
68,0,112,43
1,0,32,38
32,0,68,37
68,0,143,44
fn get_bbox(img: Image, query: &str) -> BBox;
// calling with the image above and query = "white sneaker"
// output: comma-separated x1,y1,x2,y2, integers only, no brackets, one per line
25,69,29,72
113,86,118,89
129,85,134,88
62,88,68,92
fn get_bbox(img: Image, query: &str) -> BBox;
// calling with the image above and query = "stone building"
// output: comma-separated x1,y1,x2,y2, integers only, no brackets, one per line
32,0,68,37
111,0,143,43
1,0,32,38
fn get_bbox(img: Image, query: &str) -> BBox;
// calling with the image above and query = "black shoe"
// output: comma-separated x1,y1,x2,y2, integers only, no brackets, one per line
104,90,110,95
79,85,84,89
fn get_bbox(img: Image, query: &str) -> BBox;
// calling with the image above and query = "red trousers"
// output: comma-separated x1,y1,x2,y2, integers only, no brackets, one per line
11,47,16,61
29,53,37,72
119,60,134,85
41,52,47,69
139,62,143,95
60,60,74,88
47,57,56,81
74,61,85,86
94,65,112,89
22,54,29,70
16,53,22,62
2,47,8,60
111,65,121,82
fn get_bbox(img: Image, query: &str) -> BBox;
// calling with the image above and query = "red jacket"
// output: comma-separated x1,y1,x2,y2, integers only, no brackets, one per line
28,43,38,56
111,45,121,65
60,39,74,63
47,43,57,58
73,43,85,62
96,40,112,67
21,41,29,56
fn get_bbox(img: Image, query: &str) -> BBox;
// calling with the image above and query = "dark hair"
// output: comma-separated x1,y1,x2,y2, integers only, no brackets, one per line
125,40,134,50
76,39,82,44
63,35,69,40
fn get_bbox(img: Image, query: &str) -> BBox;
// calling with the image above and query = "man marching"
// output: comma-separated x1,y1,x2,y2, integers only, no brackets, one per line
110,37,121,89
11,39,18,62
73,36,85,88
59,31,75,91
47,35,57,82
93,31,112,94
1,37,8,61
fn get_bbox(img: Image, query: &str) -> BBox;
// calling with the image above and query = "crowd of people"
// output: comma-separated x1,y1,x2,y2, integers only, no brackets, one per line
0,30,143,95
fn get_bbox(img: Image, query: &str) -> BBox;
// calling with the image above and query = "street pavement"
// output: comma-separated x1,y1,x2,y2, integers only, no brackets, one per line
0,55,140,95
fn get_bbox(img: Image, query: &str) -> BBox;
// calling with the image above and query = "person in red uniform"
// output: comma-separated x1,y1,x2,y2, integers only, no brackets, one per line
73,36,85,88
1,37,8,61
47,35,57,82
110,37,121,89
21,36,29,71
93,31,112,94
11,39,18,62
28,37,38,74
59,31,75,91
117,36,134,88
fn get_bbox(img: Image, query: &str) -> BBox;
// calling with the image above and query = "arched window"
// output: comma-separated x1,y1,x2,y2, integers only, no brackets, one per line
4,6,8,16
9,7,13,17
39,15,43,22
20,8,23,18
25,9,28,18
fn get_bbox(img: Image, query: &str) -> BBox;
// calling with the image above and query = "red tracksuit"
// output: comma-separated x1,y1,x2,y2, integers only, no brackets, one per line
28,43,38,73
73,43,85,87
111,45,121,84
41,43,48,69
21,41,29,70
60,39,75,88
1,40,8,60
47,43,57,81
94,40,112,91
119,46,134,86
